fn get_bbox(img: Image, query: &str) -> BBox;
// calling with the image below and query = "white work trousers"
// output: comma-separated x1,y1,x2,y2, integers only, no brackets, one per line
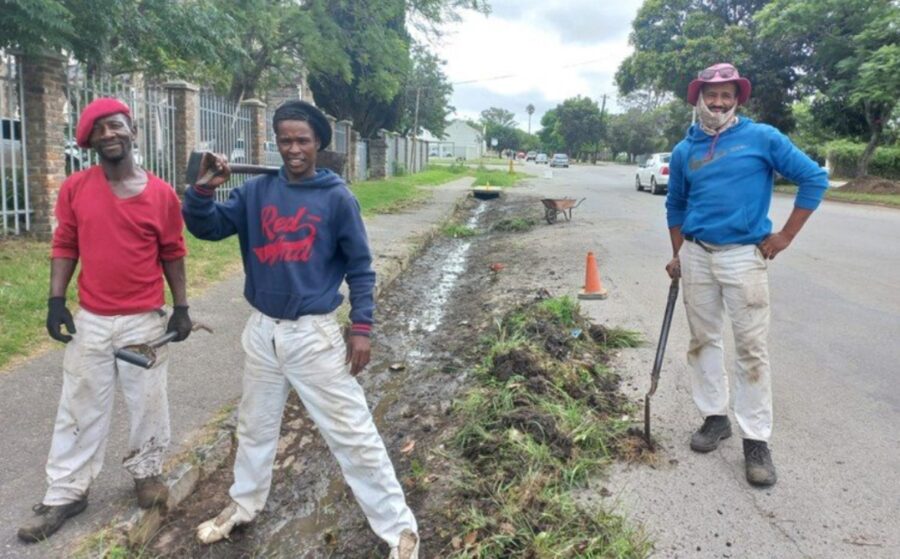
43,309,171,505
680,240,773,442
228,311,417,547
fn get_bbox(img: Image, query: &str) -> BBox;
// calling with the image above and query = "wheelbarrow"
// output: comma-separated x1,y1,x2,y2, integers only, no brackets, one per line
541,197,586,224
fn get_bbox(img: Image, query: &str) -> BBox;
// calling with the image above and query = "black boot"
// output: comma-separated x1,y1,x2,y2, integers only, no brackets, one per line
690,415,732,452
17,498,88,543
744,439,777,487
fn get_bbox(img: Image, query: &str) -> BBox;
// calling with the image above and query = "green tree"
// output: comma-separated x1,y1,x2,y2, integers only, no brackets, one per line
480,107,520,154
307,0,486,137
0,0,231,79
395,44,454,138
616,0,797,131
607,109,664,162
538,109,565,153
758,0,900,175
526,103,535,134
553,96,605,160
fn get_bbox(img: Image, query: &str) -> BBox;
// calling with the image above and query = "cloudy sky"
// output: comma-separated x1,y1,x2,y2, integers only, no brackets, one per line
430,0,645,132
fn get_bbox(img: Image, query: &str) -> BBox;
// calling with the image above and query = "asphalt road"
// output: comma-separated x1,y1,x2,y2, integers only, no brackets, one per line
515,162,899,558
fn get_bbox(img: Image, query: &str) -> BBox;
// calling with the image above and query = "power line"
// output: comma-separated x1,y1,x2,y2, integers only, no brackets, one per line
451,58,606,86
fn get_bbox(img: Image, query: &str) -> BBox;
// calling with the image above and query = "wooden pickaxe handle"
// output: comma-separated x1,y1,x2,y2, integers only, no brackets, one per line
185,150,279,186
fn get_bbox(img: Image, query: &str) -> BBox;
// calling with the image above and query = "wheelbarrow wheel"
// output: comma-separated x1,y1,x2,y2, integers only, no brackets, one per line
545,207,558,224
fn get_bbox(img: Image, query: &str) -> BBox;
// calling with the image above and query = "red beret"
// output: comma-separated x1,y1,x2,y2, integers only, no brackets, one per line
75,98,132,148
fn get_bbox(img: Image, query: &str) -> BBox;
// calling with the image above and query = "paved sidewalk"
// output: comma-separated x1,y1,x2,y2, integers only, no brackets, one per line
0,177,473,559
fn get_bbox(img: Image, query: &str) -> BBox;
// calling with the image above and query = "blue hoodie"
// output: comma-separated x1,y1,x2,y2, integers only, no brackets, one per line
666,118,828,245
182,168,375,333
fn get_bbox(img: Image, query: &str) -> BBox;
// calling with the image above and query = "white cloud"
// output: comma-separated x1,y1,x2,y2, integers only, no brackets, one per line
433,0,644,129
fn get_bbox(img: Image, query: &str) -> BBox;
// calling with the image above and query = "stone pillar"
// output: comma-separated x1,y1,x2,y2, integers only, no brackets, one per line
325,114,337,150
21,51,67,240
164,80,199,196
369,133,388,180
240,98,267,165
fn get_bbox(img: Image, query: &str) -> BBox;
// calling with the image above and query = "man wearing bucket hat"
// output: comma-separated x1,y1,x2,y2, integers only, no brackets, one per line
18,98,191,542
664,63,828,486
182,100,419,558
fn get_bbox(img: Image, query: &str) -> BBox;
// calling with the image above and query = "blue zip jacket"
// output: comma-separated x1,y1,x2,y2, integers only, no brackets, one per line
666,117,828,245
182,168,375,332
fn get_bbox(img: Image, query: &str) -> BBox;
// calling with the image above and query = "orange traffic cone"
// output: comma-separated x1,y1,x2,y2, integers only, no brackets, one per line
578,252,608,300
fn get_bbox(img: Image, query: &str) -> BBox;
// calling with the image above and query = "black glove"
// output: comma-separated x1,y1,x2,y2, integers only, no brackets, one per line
47,297,76,343
167,305,192,342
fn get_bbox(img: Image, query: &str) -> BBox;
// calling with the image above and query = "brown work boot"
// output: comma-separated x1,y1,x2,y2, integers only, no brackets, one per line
134,475,169,509
744,439,778,487
17,498,88,543
388,529,419,559
690,415,732,452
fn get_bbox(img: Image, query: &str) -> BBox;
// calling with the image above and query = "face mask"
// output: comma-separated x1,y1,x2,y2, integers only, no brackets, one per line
696,94,737,135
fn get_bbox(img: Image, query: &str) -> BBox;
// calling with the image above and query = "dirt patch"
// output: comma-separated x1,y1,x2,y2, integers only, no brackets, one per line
490,348,543,381
839,176,900,194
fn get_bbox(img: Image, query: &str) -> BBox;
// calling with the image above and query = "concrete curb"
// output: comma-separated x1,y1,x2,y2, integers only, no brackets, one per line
97,182,474,550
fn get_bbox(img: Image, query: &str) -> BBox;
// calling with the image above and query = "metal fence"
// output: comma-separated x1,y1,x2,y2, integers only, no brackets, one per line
333,121,350,154
65,68,178,188
198,90,252,201
1,53,29,235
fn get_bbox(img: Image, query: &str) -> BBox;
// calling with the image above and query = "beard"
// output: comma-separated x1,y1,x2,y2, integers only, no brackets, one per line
696,95,737,135
95,140,131,164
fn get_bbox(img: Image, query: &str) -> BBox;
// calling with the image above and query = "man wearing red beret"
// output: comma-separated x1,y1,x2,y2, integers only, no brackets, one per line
17,98,192,542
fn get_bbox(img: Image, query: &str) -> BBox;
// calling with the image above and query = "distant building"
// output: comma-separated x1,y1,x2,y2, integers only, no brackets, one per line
426,119,483,159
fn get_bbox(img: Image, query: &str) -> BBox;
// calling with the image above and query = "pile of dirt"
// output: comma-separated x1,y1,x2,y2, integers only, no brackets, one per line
447,296,652,556
839,176,900,194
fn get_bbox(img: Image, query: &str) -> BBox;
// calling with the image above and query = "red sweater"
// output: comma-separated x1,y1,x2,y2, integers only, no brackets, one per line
51,166,187,315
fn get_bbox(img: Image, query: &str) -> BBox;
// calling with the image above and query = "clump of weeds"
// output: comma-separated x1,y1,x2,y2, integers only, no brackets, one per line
493,216,538,233
443,223,478,238
443,296,652,557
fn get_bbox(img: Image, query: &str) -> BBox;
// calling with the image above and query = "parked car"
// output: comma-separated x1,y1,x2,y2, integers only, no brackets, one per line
635,152,671,195
549,153,569,168
526,151,537,161
535,153,548,164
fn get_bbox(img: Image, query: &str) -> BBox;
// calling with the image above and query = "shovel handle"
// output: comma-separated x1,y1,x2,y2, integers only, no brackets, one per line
647,278,680,397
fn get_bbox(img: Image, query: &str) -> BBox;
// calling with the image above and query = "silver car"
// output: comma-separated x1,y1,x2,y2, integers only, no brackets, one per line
549,153,569,168
635,152,671,195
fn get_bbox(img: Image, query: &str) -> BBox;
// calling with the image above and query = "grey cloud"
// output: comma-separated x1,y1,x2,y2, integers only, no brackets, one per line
483,0,641,45
451,84,554,129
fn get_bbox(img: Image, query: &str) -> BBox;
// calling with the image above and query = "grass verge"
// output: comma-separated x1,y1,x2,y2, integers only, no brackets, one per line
351,165,470,214
774,184,900,208
444,295,652,557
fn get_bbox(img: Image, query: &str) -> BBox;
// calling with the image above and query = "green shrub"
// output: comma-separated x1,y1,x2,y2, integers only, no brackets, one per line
824,140,900,179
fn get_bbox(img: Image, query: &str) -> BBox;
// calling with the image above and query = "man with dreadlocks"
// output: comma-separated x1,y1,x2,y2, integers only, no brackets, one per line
182,100,419,558
664,63,828,487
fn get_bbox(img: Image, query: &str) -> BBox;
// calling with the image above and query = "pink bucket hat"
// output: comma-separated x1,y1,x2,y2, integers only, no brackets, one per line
75,97,132,148
687,63,752,106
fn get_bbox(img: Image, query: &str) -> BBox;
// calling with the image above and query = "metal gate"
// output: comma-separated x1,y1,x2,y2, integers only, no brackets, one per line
65,68,178,188
199,90,252,201
1,53,29,235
